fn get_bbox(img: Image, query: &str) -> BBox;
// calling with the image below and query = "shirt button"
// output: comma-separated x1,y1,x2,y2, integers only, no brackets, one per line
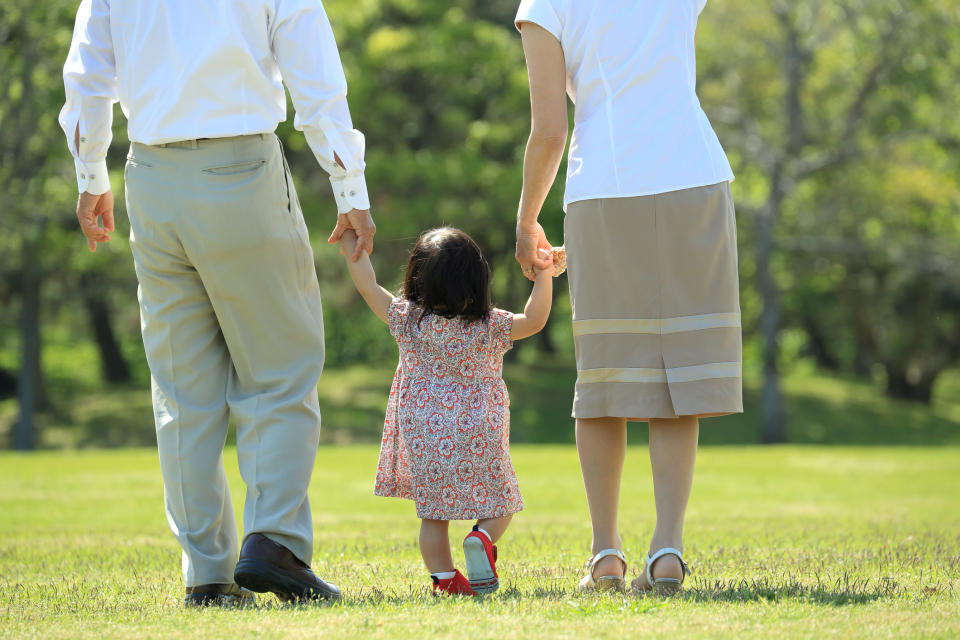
350,191,356,197
79,136,86,143
89,174,96,179
340,192,345,197
80,173,86,178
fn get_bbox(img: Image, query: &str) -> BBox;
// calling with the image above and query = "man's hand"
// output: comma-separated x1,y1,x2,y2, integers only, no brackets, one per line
77,191,115,252
328,208,375,262
516,222,553,281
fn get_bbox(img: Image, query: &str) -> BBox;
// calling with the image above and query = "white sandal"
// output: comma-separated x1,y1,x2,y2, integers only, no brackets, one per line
578,548,627,592
633,547,690,596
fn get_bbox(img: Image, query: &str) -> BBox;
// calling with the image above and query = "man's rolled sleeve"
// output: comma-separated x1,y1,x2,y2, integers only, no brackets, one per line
60,0,117,195
75,157,111,195
330,173,370,213
272,0,370,215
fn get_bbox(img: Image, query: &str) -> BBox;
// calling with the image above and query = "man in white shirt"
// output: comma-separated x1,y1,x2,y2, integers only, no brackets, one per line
60,0,374,606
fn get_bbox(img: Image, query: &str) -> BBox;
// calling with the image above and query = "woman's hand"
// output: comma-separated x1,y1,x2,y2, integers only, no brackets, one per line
516,223,553,281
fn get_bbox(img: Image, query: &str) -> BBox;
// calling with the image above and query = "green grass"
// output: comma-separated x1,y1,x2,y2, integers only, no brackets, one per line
2,362,959,448
1,445,958,638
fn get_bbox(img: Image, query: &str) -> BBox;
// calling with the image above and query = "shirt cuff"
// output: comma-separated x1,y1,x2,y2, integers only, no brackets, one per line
75,158,111,195
330,173,370,214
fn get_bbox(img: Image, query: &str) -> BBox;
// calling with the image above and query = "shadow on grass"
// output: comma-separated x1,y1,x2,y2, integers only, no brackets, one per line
5,362,958,448
682,574,905,605
506,363,960,446
238,574,947,611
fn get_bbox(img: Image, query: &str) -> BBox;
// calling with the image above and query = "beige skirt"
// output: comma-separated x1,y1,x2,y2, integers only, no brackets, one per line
564,182,742,420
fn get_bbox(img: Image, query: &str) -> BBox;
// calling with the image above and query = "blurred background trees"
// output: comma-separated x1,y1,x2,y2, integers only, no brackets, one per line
1,0,958,449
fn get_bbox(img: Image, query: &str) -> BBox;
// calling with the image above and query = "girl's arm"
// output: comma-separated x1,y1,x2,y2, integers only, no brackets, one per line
339,230,393,322
511,262,554,341
515,22,568,278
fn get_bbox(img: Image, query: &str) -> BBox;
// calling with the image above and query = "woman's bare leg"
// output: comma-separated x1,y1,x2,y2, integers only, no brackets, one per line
641,414,699,586
576,416,627,578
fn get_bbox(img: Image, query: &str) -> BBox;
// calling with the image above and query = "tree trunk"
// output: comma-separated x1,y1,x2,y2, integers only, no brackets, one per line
884,365,937,404
81,276,131,383
757,172,787,444
847,266,877,376
800,310,840,371
14,237,40,451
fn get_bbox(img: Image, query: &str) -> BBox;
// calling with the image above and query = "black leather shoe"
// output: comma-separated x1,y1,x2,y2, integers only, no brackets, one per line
234,533,341,602
184,583,256,608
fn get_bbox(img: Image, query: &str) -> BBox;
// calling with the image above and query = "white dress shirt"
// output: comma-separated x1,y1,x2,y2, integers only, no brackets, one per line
516,0,733,210
60,0,369,214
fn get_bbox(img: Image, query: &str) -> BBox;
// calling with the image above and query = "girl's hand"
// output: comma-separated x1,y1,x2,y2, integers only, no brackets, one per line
535,248,555,278
339,228,359,257
516,223,553,281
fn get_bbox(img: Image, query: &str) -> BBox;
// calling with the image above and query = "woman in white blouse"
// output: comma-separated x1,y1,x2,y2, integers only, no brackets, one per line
514,0,741,594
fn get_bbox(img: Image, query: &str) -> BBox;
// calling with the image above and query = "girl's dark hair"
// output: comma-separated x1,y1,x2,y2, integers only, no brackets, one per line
403,227,492,323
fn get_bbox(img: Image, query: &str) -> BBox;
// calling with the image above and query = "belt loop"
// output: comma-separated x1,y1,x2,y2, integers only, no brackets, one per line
190,139,199,150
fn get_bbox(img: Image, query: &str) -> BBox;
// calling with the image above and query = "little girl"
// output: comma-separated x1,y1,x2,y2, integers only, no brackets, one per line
339,227,554,595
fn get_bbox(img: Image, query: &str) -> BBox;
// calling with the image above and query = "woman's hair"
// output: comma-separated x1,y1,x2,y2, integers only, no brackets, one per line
402,227,492,323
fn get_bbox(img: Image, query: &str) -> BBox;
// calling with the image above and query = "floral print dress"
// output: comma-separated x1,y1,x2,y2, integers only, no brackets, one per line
374,299,524,520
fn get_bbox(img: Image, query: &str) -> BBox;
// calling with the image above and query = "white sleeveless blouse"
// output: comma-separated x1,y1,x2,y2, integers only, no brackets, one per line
516,0,734,210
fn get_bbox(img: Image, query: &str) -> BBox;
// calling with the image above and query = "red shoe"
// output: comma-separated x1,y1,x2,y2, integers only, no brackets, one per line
432,569,476,596
463,526,499,594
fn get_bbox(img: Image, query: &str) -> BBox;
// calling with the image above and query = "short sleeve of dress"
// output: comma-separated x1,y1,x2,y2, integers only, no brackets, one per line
488,308,515,355
515,0,562,42
387,298,411,341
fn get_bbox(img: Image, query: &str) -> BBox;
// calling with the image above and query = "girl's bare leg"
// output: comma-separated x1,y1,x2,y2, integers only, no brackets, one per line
475,514,513,543
419,519,454,573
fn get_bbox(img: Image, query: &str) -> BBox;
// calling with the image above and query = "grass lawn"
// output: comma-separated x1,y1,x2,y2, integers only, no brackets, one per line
1,445,958,639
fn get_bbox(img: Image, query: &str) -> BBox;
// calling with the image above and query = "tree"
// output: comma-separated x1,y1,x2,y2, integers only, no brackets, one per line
1,3,135,448
700,0,960,440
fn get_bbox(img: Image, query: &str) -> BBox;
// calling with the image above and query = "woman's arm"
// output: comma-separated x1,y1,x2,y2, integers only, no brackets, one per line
339,230,393,322
516,22,568,279
511,260,554,341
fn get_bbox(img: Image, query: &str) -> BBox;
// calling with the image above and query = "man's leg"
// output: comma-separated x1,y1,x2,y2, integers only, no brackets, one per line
127,172,238,587
179,135,325,567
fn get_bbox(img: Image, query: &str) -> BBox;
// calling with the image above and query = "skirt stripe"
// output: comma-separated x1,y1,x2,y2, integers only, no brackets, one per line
572,312,741,337
578,362,741,385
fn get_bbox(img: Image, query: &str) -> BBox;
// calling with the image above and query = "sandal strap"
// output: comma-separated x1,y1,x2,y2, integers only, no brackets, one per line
644,548,690,586
588,548,627,573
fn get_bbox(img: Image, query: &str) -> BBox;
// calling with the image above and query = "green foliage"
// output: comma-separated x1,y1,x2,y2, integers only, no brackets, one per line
700,0,960,399
3,0,960,446
0,445,958,637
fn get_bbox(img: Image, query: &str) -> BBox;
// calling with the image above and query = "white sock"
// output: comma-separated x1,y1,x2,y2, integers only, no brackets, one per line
476,527,492,542
432,570,456,580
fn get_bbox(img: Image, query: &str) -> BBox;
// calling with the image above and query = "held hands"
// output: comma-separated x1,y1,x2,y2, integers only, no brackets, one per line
76,191,115,252
328,208,375,261
515,222,553,281
338,228,359,257
534,248,555,280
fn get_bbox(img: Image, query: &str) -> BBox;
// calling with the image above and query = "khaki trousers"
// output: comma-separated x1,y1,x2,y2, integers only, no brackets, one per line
125,134,324,586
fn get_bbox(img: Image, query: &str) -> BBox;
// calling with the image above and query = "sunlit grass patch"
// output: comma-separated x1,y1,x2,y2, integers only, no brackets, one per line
1,446,958,638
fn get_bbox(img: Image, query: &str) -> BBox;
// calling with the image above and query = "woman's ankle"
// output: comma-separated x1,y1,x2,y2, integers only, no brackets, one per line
592,555,625,579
